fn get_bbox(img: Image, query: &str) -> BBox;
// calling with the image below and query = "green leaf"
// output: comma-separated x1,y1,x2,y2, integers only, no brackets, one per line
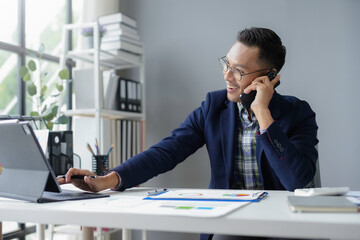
56,83,64,92
51,93,61,97
49,101,56,107
41,105,48,114
22,72,31,81
30,111,40,117
47,121,54,130
27,83,37,96
43,112,55,121
41,85,47,96
58,69,69,80
20,66,28,78
57,115,68,124
28,60,37,71
51,105,59,115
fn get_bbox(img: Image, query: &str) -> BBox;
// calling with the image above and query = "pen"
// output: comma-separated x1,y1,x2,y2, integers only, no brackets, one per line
58,175,97,179
106,144,114,156
147,188,168,196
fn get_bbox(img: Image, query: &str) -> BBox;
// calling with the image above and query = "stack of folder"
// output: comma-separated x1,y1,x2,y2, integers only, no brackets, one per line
103,70,142,113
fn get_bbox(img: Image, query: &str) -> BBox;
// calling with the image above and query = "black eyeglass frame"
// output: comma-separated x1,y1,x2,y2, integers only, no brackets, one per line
219,56,270,81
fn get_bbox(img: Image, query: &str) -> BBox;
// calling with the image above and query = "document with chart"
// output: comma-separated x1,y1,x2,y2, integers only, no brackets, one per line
132,199,250,217
61,195,250,218
144,189,267,202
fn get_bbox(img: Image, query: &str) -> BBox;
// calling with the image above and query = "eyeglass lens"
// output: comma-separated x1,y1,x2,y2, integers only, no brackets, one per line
220,57,241,80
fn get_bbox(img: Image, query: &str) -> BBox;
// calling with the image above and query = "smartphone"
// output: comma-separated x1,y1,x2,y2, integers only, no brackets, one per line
240,70,280,110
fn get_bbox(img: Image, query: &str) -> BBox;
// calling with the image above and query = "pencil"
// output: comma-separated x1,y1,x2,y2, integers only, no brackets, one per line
95,138,99,155
87,143,95,156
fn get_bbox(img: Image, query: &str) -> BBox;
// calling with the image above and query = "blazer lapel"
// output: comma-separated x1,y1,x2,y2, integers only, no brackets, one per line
220,100,237,184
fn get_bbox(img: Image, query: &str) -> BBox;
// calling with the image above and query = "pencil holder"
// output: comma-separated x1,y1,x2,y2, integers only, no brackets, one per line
92,155,109,176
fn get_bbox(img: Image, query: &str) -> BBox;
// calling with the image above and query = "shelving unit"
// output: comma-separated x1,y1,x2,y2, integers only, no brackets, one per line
60,21,146,166
64,108,144,120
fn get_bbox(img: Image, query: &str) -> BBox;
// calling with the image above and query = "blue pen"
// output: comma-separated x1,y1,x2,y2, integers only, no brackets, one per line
106,144,114,156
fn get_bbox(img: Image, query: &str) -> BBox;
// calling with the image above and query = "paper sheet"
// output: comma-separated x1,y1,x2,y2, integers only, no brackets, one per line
145,189,267,202
129,200,249,217
52,195,249,218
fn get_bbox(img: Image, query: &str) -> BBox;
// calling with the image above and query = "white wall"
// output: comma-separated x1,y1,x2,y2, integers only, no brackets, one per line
119,0,360,191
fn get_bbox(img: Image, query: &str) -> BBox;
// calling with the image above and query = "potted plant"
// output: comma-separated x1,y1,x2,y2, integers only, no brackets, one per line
81,25,106,48
20,46,70,130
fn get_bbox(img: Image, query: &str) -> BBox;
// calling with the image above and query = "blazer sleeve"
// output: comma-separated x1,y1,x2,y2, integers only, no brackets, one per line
257,99,319,191
111,94,213,190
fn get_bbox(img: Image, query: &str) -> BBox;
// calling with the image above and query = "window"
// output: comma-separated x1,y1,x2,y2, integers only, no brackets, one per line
25,0,66,55
0,0,70,116
0,1,18,45
0,49,18,114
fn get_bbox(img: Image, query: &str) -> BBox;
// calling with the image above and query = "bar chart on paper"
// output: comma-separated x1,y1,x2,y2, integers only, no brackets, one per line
131,200,250,217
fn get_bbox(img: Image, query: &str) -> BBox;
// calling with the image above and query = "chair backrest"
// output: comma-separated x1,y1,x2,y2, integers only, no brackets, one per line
313,159,321,187
305,145,321,188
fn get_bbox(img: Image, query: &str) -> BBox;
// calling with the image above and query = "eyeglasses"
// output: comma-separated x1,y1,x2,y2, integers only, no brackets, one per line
218,56,269,81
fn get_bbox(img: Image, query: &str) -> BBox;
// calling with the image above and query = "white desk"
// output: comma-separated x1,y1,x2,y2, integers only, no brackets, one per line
0,187,360,240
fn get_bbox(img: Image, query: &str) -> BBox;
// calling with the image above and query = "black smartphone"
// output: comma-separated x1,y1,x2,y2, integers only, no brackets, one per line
240,70,280,110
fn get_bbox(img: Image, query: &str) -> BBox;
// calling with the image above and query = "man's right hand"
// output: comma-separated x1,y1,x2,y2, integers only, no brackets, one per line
56,168,120,193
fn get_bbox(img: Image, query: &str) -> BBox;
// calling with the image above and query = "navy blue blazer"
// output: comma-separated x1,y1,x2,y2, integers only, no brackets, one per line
113,89,319,191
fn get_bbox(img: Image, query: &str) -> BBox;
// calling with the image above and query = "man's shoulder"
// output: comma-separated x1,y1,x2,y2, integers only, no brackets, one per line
207,89,228,99
277,92,311,106
274,92,315,116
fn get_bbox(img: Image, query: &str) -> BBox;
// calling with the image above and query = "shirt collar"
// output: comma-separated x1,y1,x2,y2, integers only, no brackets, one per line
237,102,257,123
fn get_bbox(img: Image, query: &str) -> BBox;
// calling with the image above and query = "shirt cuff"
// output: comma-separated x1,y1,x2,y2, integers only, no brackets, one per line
107,171,124,191
259,129,267,135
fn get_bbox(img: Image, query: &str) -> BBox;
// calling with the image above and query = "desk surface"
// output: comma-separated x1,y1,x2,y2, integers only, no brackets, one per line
1,186,360,239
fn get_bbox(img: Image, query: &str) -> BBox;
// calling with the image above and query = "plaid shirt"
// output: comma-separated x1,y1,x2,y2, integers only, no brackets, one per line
232,103,263,190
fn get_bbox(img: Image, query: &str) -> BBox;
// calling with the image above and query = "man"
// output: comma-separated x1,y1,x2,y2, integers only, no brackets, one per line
59,27,319,240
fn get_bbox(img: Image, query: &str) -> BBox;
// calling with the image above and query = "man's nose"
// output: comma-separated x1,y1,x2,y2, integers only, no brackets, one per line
224,68,235,81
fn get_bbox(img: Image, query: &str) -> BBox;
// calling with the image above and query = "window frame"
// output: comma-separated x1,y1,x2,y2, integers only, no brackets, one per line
0,0,70,116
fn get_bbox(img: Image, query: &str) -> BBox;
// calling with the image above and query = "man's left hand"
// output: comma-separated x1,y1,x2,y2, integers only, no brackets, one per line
243,74,281,129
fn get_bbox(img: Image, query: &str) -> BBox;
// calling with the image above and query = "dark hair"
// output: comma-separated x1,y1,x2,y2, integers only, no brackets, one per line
237,27,286,72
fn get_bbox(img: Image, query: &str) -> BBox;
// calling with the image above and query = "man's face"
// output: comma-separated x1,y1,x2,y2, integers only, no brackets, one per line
224,41,264,102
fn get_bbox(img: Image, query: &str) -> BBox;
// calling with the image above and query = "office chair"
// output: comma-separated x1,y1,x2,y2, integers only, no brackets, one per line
305,145,321,188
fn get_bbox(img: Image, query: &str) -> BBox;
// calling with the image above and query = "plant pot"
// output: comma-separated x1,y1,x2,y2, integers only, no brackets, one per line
86,36,94,49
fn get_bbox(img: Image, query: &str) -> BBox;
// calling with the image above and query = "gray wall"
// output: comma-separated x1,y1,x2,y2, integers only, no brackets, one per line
116,0,359,239
121,0,360,190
